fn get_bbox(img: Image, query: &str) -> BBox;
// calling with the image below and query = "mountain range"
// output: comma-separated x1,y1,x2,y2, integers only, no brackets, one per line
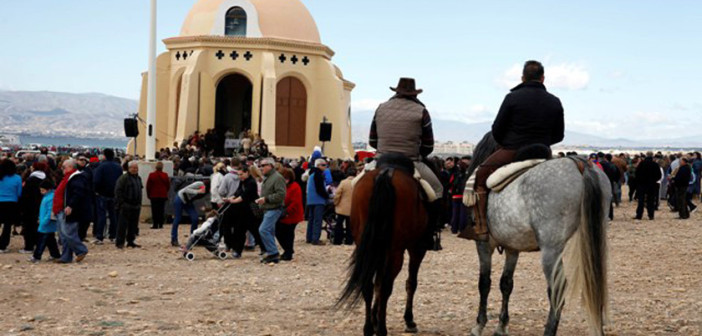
0,90,137,139
0,90,699,149
351,110,702,149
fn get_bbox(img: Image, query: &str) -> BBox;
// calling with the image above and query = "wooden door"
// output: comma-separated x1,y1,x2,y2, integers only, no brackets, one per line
276,77,307,147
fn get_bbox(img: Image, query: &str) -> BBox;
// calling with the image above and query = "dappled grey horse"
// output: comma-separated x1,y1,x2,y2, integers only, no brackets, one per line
466,132,611,336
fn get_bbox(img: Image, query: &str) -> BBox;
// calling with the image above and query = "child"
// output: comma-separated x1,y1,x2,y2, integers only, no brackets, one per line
30,179,61,263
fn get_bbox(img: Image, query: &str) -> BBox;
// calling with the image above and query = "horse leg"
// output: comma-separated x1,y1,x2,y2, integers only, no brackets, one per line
494,250,519,336
363,284,375,336
376,251,404,336
471,241,494,336
404,248,426,333
541,248,565,336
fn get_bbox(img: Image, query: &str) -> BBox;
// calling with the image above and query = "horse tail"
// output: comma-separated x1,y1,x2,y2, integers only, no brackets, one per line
337,169,396,309
557,164,609,335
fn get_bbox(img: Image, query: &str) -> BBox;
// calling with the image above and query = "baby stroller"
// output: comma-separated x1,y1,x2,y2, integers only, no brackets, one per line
181,204,230,261
322,202,337,242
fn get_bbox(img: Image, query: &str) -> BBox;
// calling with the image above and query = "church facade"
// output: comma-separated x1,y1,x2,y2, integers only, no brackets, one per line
132,0,355,159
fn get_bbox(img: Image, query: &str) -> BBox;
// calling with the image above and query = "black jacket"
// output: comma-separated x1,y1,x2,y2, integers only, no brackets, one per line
65,172,94,223
673,164,692,188
492,81,565,149
115,173,143,211
232,176,259,221
635,157,662,187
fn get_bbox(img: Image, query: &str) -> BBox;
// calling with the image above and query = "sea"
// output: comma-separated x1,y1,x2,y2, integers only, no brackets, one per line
19,135,129,149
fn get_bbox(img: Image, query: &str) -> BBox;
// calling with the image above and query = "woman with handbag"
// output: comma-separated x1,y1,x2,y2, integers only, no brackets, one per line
224,165,265,258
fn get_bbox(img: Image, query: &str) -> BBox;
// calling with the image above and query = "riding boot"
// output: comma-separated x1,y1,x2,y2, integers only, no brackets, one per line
462,191,489,241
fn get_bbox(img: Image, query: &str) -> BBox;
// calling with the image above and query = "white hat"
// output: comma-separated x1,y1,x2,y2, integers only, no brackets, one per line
315,159,327,167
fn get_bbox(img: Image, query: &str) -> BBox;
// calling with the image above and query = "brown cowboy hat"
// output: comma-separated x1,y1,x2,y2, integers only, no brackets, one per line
390,77,423,95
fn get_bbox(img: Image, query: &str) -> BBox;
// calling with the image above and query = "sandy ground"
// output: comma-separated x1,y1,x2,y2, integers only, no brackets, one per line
0,198,700,336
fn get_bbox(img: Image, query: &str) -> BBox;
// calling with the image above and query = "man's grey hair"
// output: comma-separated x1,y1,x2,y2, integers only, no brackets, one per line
128,160,139,168
63,159,78,169
646,151,654,157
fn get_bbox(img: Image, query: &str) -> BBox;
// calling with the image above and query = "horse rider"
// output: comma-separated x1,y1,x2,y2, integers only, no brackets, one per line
465,60,565,241
369,78,444,246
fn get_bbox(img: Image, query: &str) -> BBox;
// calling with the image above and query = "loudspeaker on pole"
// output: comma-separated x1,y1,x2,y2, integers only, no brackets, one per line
124,118,139,137
319,122,332,142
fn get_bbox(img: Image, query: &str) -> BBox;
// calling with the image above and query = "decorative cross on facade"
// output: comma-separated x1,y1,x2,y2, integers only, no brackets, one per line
291,55,299,65
279,53,286,63
175,51,181,61
302,56,310,66
230,51,239,60
215,50,225,60
244,51,253,61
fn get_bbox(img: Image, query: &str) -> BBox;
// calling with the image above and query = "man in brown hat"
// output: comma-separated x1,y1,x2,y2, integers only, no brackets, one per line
369,78,444,248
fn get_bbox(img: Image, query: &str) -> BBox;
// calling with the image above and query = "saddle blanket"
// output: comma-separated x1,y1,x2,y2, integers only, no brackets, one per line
487,159,546,192
463,159,545,207
353,161,437,202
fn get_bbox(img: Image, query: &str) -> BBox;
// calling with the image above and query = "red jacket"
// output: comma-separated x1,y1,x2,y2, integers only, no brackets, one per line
52,169,74,215
279,182,304,225
146,171,171,199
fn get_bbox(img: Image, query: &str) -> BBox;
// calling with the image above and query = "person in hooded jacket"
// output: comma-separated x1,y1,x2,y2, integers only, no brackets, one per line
19,162,50,254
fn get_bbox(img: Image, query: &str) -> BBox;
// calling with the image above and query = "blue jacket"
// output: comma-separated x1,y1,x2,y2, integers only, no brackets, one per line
0,174,22,203
93,161,123,197
306,170,330,206
38,190,57,233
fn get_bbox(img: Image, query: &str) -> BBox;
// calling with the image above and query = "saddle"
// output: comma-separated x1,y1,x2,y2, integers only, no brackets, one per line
353,159,438,202
463,144,553,207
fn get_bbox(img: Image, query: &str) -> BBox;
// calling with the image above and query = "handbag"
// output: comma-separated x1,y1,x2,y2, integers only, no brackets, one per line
249,202,264,219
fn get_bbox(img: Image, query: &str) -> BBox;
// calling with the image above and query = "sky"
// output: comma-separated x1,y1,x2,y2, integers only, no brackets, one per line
0,0,700,140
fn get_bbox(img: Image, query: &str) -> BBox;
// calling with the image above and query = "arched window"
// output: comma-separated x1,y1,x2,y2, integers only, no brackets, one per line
225,7,247,36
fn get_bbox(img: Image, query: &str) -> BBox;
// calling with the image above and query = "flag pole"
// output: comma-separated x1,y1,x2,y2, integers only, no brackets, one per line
145,0,157,160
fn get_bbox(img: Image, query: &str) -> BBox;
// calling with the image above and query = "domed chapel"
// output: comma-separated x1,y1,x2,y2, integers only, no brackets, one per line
133,0,356,159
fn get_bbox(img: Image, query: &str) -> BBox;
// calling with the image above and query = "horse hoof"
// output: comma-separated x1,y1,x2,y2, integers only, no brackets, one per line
471,325,484,336
405,326,418,333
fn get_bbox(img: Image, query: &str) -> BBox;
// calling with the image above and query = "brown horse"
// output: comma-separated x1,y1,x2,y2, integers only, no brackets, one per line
337,153,429,336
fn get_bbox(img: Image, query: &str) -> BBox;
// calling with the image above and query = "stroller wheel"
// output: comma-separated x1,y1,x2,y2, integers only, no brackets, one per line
218,251,228,260
185,252,195,261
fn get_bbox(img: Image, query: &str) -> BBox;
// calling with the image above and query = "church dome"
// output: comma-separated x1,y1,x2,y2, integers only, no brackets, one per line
180,0,322,44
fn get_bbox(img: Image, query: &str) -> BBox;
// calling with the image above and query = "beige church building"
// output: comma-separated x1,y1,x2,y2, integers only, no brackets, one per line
132,0,355,159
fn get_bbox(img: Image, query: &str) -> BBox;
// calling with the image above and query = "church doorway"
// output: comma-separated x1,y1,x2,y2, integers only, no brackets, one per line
215,73,253,155
276,77,307,147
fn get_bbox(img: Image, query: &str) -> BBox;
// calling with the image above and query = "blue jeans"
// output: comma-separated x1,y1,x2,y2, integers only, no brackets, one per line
58,212,88,262
172,196,199,243
306,205,325,243
258,208,284,256
95,196,118,240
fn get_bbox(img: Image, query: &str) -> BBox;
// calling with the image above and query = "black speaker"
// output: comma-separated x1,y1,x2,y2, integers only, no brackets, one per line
124,118,139,137
319,122,332,142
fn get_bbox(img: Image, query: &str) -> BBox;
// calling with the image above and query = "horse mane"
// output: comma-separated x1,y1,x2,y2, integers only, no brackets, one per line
466,132,499,177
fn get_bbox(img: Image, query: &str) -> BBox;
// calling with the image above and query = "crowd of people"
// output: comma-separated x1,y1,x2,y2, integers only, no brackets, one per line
575,151,701,221
1,137,700,265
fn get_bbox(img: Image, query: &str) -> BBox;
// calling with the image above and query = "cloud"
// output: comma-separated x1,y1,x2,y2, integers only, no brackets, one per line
608,70,627,79
496,63,590,90
351,98,384,112
436,104,496,124
547,64,590,90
